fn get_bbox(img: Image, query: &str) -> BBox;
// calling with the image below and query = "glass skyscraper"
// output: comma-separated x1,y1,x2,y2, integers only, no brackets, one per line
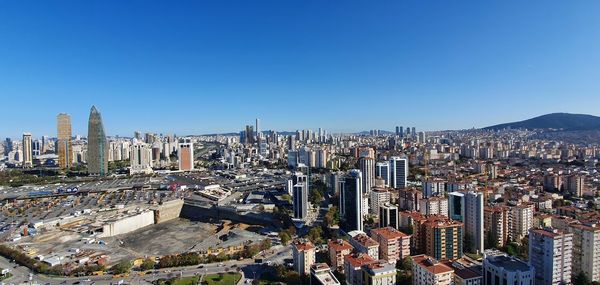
87,106,108,176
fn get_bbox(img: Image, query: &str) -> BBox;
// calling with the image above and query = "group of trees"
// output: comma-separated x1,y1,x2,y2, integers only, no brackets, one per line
259,264,306,285
110,260,132,275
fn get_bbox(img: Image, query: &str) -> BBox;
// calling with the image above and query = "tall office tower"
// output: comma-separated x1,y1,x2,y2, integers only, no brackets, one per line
418,131,426,143
57,113,73,169
483,253,534,285
178,138,194,171
379,203,399,229
134,131,142,140
375,161,390,187
464,191,484,254
130,142,153,174
569,223,600,282
411,127,416,136
405,126,410,136
287,135,296,150
255,118,260,139
508,204,534,242
369,187,390,215
4,138,13,156
293,183,308,220
22,133,33,168
41,135,47,154
32,139,41,156
529,228,573,285
389,156,408,189
484,206,509,248
244,125,254,144
399,126,404,138
87,106,109,176
340,169,363,233
292,240,316,275
359,157,375,193
395,126,400,136
423,217,463,260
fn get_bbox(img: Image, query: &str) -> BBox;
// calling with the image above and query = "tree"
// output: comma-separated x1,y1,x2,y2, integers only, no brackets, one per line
110,260,132,274
279,231,291,246
573,272,590,285
260,239,272,251
140,259,155,271
307,227,324,244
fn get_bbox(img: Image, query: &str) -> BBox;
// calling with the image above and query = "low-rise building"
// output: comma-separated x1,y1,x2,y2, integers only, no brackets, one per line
370,227,410,264
328,239,353,272
412,255,454,285
310,263,341,285
344,253,376,285
349,231,379,260
293,240,316,275
361,260,396,285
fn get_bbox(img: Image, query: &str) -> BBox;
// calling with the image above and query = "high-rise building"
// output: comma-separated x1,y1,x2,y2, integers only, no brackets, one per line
569,223,600,282
423,217,463,260
178,138,194,171
412,255,454,285
484,206,509,248
57,113,73,169
130,142,153,174
389,156,408,189
508,204,534,242
22,133,33,168
483,252,534,285
341,169,364,233
369,187,390,216
293,240,316,275
87,106,109,176
379,203,399,229
398,188,422,211
359,157,375,193
370,227,411,264
565,174,585,197
423,178,446,197
293,183,308,221
464,191,484,254
529,227,573,285
395,126,400,136
375,161,390,187
419,197,448,217
255,118,260,139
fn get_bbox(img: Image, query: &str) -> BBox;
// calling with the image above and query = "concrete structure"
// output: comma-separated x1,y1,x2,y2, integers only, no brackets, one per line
483,252,533,285
328,239,353,272
376,161,390,187
484,206,508,248
293,183,308,221
349,231,379,260
344,253,376,285
57,113,73,169
508,204,534,242
389,156,408,189
369,187,390,216
178,138,194,171
293,240,316,275
412,255,454,285
444,259,482,285
310,263,340,285
419,196,448,217
359,157,375,194
87,106,109,176
398,188,422,211
379,203,399,229
361,260,396,285
153,199,184,224
423,217,463,260
529,227,573,285
22,133,33,168
130,142,153,174
98,210,155,237
370,227,410,264
450,191,484,254
569,223,600,282
423,178,446,197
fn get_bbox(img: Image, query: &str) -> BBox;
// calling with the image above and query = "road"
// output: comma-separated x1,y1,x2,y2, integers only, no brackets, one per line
0,245,292,285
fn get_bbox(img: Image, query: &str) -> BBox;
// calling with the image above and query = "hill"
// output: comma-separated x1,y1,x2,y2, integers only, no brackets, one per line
484,113,600,131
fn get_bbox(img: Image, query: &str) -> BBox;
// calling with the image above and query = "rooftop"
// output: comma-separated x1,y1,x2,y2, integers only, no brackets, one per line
328,239,353,252
371,227,409,240
412,255,454,275
484,254,531,272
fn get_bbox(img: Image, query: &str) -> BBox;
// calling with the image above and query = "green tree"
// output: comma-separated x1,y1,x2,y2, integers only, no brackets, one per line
140,259,155,271
279,231,291,245
110,260,132,274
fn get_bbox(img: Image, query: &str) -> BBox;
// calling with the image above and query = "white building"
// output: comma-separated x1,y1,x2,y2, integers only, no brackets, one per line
22,133,33,168
419,197,448,217
130,142,153,174
369,187,390,216
508,204,534,242
412,255,454,285
529,227,573,285
569,223,600,282
359,157,375,193
293,240,316,275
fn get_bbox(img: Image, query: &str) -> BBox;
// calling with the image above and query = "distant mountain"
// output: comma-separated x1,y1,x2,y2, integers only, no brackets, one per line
484,113,600,131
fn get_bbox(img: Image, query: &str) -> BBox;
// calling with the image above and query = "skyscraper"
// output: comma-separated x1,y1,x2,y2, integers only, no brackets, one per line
22,132,33,168
255,118,260,139
389,156,408,189
449,191,484,254
359,157,375,193
529,227,573,285
292,172,308,221
57,113,73,169
340,169,363,233
87,106,109,176
130,142,153,174
178,138,194,171
376,161,390,187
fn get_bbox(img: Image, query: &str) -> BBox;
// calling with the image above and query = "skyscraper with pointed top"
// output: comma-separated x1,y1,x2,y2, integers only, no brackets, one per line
87,106,108,176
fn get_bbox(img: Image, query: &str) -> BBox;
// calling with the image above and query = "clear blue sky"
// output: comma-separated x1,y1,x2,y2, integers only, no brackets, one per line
1,1,599,138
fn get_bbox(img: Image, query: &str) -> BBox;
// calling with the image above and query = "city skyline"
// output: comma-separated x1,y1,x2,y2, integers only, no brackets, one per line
2,1,600,137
